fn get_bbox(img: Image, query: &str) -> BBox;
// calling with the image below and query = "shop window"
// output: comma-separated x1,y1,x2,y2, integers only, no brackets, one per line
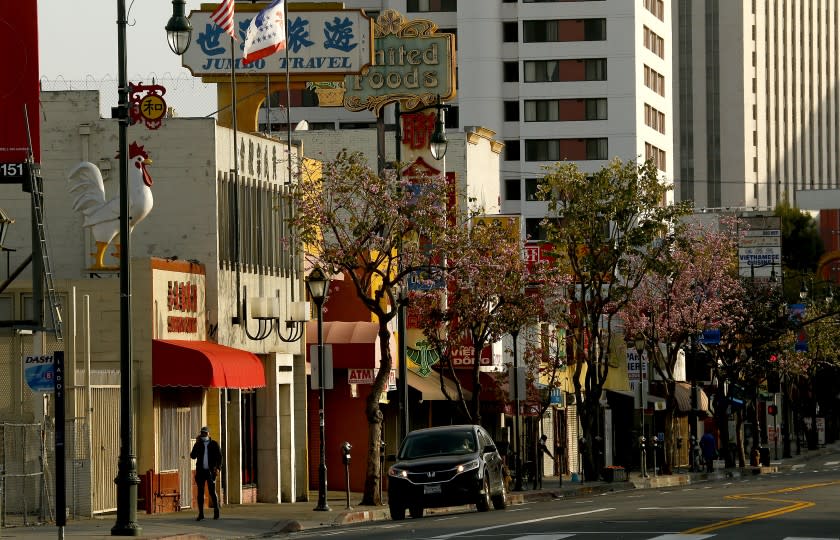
241,390,258,486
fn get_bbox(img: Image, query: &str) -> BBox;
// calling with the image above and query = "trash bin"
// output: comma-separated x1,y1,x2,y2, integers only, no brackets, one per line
759,446,770,466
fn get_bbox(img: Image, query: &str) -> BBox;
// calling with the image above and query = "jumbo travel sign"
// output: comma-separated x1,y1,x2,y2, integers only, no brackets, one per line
181,7,373,81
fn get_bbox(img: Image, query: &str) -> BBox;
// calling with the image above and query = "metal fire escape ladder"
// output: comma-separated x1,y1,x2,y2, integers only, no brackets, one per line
25,105,63,342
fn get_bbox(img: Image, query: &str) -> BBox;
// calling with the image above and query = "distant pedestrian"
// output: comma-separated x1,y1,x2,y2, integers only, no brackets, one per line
190,426,223,520
536,434,554,488
699,431,716,473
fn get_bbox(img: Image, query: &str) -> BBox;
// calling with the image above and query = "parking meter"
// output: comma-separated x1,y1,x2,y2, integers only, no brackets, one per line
342,441,352,509
639,436,647,478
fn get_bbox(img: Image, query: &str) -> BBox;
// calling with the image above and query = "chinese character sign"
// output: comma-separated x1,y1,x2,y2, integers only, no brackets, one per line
182,9,373,77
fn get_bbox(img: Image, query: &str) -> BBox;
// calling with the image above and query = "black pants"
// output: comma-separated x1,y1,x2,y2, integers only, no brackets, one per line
195,469,219,516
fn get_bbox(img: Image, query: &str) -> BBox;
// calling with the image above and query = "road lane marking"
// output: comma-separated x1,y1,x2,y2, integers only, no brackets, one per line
824,460,840,466
683,480,840,534
639,506,747,510
647,535,715,540
507,535,576,540
429,508,614,539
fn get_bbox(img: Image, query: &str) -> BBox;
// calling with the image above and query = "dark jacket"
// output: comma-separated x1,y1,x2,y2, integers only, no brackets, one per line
190,438,223,472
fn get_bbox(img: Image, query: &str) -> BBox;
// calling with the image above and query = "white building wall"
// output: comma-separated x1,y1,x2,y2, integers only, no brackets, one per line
0,89,308,506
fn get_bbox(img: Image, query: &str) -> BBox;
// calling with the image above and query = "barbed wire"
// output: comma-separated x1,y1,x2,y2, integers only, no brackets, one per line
39,74,219,119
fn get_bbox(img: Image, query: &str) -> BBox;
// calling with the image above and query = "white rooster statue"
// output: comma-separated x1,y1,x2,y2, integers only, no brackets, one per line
67,142,154,270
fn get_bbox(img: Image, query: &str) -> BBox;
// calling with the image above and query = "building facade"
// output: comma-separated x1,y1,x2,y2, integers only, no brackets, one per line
262,0,674,240
0,89,308,515
674,0,840,209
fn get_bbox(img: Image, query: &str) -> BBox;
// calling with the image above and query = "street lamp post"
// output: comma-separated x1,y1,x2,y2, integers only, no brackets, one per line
111,1,191,536
393,95,449,442
634,335,647,477
511,328,523,491
307,267,331,512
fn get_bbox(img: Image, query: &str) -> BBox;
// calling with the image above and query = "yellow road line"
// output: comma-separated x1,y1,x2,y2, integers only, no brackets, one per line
682,480,840,535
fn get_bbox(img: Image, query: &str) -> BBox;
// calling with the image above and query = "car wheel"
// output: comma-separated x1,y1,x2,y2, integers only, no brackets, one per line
476,474,491,512
409,505,424,519
390,505,406,521
492,475,507,510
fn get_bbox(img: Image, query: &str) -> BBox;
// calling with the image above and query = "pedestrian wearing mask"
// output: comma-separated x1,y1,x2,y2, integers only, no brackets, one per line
190,426,222,520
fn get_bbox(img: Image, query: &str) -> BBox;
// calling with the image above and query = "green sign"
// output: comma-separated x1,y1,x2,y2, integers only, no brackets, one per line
343,10,455,115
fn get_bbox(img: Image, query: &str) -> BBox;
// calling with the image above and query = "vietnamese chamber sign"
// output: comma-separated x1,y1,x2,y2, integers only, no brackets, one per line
343,9,456,115
181,7,373,79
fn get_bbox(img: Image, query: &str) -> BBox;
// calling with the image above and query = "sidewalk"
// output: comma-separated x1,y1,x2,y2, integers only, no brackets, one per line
9,444,840,540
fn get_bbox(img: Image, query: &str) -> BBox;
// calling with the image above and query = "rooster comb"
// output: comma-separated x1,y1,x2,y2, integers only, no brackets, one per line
129,142,149,160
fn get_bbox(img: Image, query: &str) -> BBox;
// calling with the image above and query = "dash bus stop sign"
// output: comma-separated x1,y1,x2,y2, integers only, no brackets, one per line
23,354,55,392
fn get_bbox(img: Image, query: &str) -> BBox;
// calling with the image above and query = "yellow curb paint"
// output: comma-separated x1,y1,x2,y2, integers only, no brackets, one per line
682,480,840,535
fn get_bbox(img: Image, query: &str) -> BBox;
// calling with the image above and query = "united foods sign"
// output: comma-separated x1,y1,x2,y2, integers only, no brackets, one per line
343,10,456,114
181,7,373,79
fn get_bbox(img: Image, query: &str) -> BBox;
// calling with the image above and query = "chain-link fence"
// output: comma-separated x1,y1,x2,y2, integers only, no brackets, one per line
40,75,220,119
0,417,90,529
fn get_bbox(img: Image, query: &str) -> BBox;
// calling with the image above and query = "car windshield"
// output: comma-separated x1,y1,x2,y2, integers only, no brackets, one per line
399,430,477,459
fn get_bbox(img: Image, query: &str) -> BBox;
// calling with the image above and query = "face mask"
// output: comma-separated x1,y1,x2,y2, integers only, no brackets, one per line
201,436,209,442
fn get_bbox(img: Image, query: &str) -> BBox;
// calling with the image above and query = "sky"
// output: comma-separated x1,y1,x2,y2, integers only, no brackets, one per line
38,1,215,117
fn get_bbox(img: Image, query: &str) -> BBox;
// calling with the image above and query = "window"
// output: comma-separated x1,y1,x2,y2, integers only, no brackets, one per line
503,61,519,82
644,0,664,20
644,65,665,96
525,178,544,200
524,98,607,121
407,0,457,12
523,19,606,43
504,140,521,161
524,59,606,82
504,100,520,121
643,26,665,58
644,103,665,133
645,142,667,171
241,390,258,485
526,218,547,241
505,179,521,200
503,22,518,42
524,138,608,161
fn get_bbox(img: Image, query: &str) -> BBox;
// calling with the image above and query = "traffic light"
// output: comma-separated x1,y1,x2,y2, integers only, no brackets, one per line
767,404,778,416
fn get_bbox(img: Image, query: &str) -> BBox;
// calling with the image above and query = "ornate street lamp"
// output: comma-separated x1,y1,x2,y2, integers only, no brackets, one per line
112,1,191,535
307,267,331,512
429,95,448,160
165,0,193,55
633,335,648,478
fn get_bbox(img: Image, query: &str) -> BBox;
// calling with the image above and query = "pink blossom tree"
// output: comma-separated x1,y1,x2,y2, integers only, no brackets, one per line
622,218,744,470
290,150,453,505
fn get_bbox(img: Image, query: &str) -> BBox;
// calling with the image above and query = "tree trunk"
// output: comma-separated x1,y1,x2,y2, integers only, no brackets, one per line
577,397,599,480
359,322,393,505
663,408,676,474
735,409,746,468
360,399,384,505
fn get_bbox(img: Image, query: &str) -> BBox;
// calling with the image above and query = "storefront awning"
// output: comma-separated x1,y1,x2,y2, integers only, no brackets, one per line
407,370,472,401
153,339,266,389
306,321,387,369
673,382,710,414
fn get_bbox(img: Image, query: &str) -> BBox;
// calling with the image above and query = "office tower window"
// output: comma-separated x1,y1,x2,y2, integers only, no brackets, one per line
503,21,519,42
504,100,520,121
525,98,607,121
503,61,520,82
523,18,606,42
525,138,608,161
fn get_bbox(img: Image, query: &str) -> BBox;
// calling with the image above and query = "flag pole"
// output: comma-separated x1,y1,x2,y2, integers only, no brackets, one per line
231,34,242,323
284,0,293,187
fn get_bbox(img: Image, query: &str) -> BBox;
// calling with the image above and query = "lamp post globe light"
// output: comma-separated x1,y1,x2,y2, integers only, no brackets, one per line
111,2,191,536
165,0,193,55
306,267,331,512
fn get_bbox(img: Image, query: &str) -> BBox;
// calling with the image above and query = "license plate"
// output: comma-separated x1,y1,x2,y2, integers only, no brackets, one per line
423,483,442,494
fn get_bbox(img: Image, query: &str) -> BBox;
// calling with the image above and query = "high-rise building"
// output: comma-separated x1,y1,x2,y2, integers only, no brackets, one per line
268,0,674,238
674,0,840,210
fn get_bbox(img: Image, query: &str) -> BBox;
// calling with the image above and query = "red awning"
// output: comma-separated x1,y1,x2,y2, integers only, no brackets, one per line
152,339,266,389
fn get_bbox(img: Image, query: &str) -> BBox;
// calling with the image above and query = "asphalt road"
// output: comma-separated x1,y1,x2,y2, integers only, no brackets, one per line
272,462,840,540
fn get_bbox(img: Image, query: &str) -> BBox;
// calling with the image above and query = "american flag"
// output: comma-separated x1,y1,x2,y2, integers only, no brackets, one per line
242,0,286,65
210,0,236,40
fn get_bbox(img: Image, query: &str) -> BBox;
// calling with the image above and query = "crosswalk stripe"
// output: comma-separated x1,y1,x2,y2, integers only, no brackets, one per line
782,537,839,540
